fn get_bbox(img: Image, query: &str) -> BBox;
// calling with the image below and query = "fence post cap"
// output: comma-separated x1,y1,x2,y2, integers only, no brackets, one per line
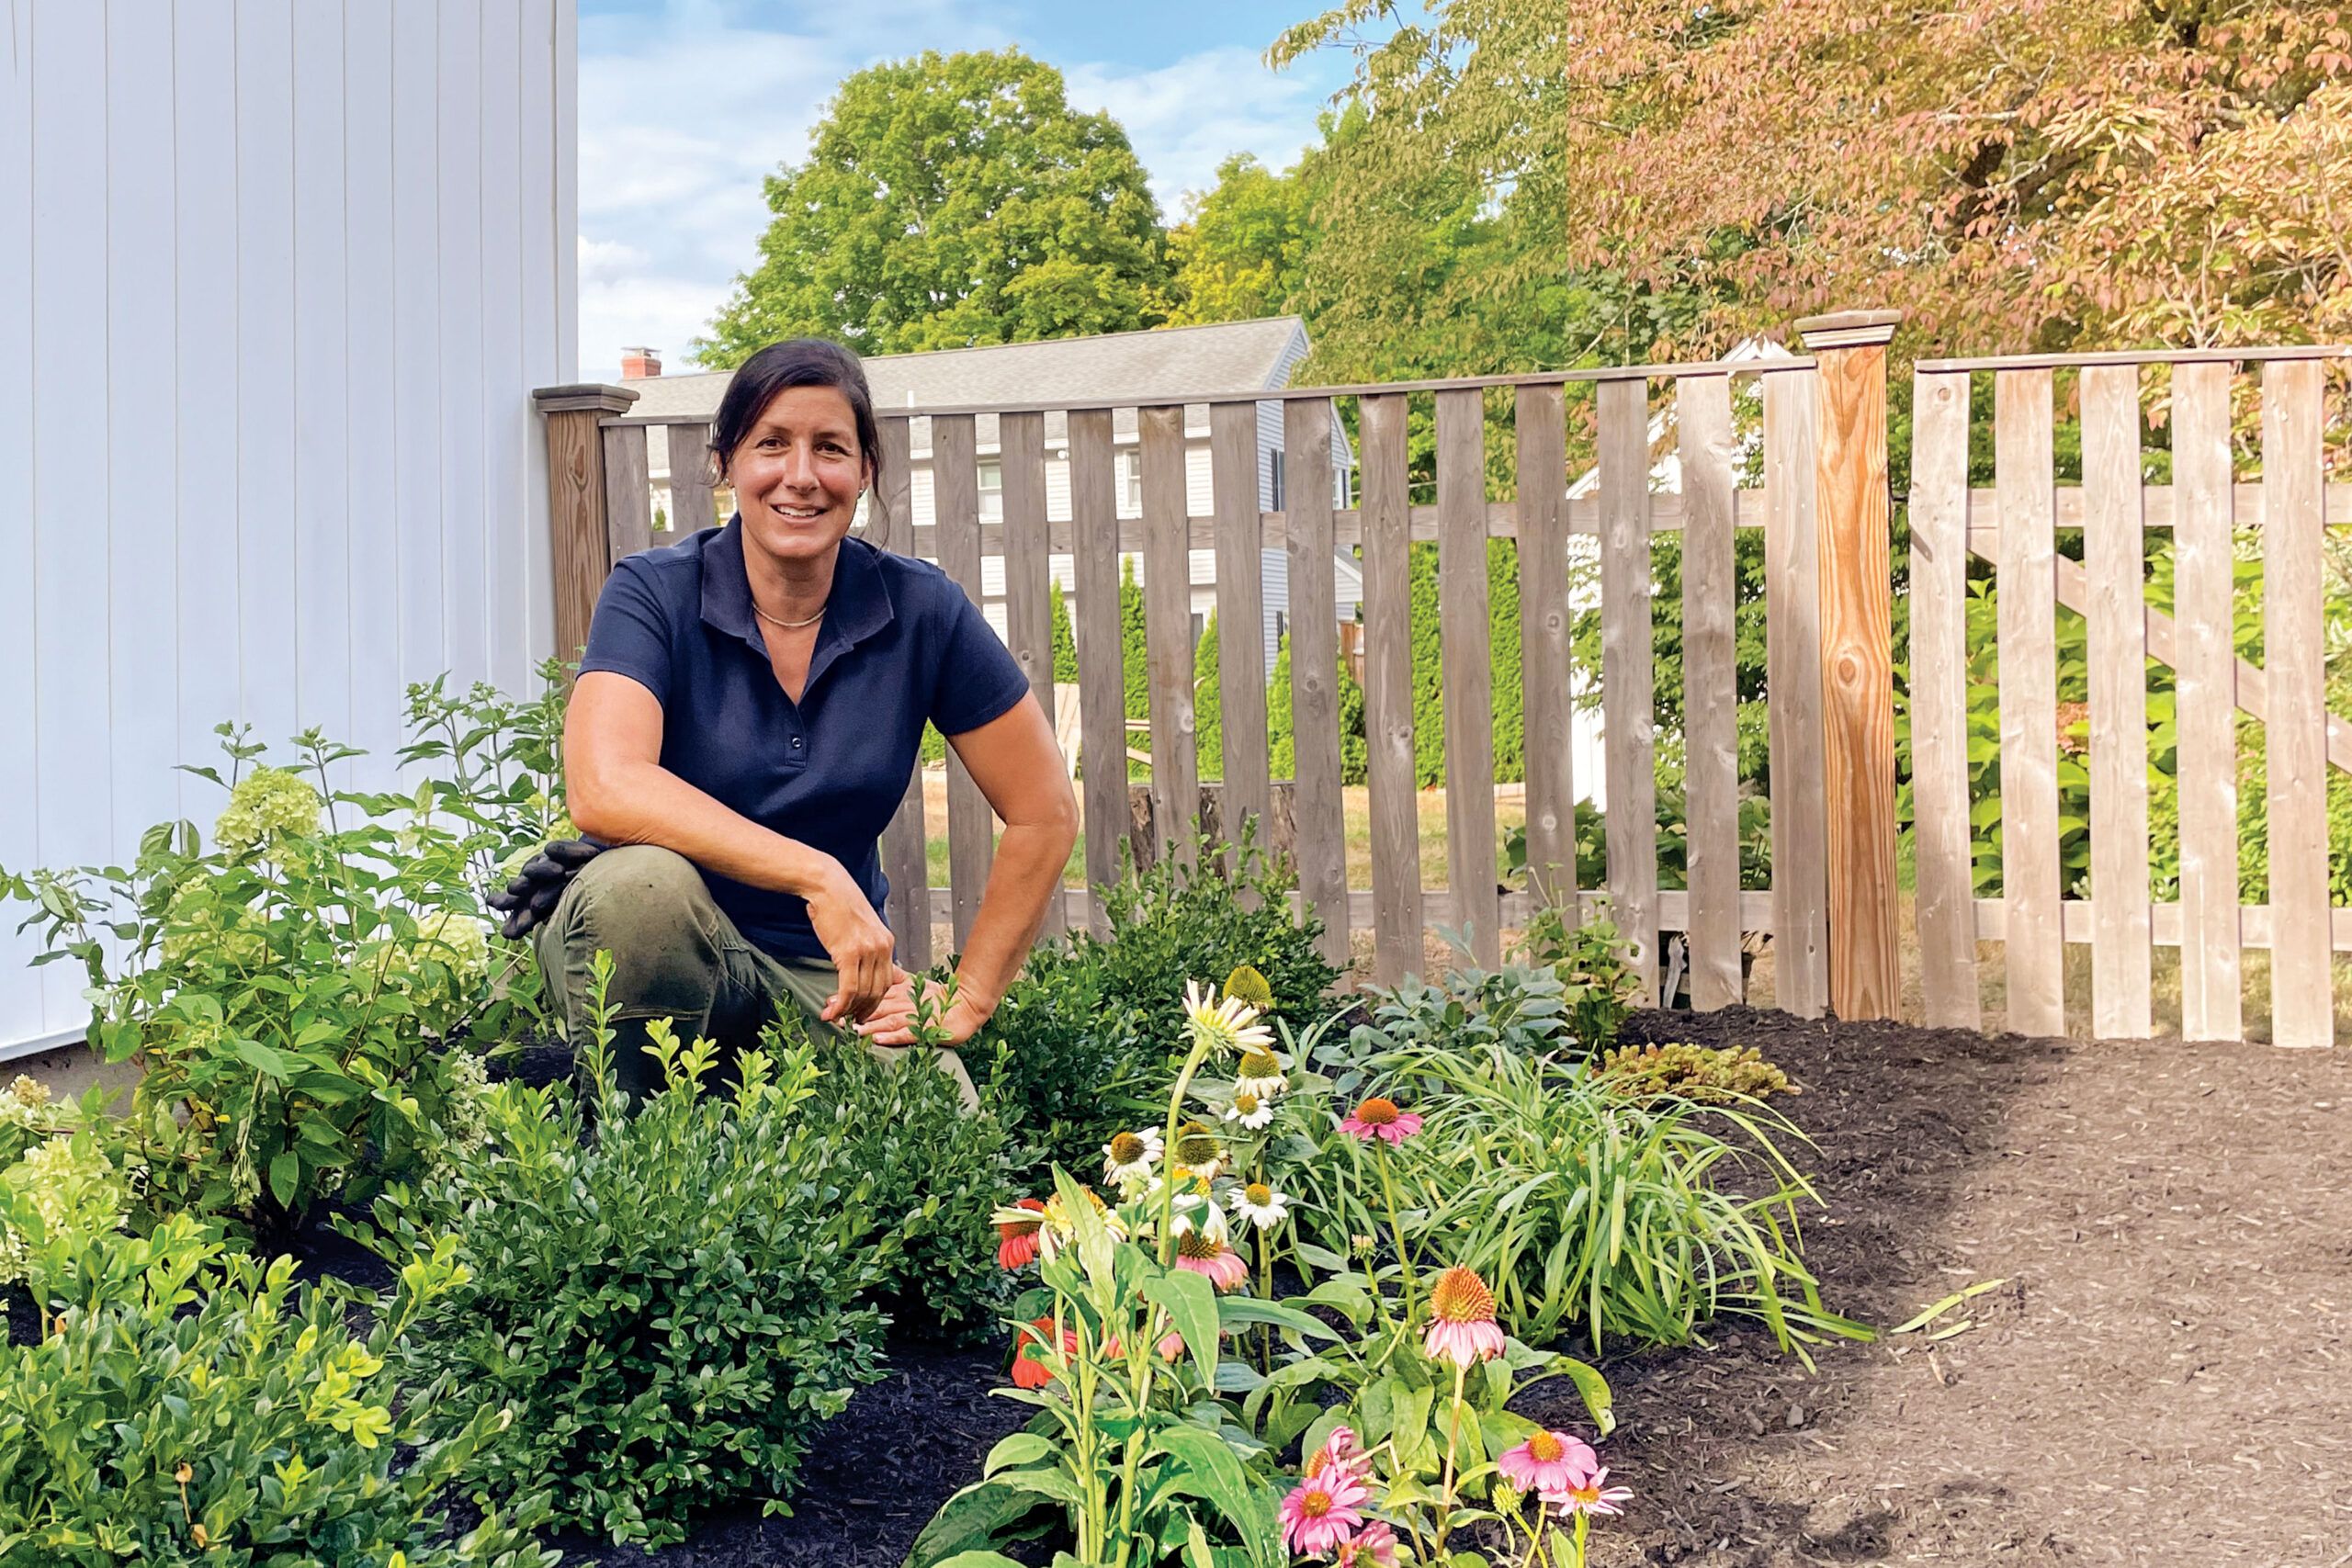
1792,310,1903,351
532,383,641,416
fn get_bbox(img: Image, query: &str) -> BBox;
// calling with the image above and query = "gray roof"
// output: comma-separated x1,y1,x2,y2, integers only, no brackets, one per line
623,316,1309,426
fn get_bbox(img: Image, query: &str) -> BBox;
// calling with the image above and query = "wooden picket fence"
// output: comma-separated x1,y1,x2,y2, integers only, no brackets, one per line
537,321,2351,1044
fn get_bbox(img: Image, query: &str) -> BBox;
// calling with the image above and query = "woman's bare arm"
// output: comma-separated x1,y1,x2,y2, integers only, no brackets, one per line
565,671,898,1020
858,693,1078,1046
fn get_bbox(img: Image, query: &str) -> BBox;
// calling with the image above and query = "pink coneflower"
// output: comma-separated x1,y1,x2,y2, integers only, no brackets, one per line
1340,1096,1423,1145
1278,1472,1369,1556
1303,1425,1373,1489
1156,1329,1188,1362
1421,1266,1508,1368
1548,1464,1633,1518
1173,1227,1250,1291
994,1198,1046,1269
1498,1428,1600,1498
1335,1520,1400,1567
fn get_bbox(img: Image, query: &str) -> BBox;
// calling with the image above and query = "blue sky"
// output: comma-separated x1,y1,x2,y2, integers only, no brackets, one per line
576,0,1360,379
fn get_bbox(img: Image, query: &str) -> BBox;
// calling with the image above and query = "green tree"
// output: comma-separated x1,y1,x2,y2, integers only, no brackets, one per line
1120,557,1151,780
1193,612,1224,781
1269,632,1369,786
1049,580,1080,686
698,50,1173,362
1165,152,1315,326
1405,540,1527,787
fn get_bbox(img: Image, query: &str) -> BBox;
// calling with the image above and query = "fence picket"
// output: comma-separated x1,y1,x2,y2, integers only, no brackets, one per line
1435,389,1500,966
1211,401,1272,873
1599,378,1657,1003
601,422,650,560
1283,398,1350,964
1069,408,1125,937
1140,404,1198,869
1907,371,1980,1028
1001,410,1063,936
2261,359,2335,1046
1995,369,2064,1037
1360,393,1423,982
1677,374,1742,1008
1514,385,1577,919
2172,362,2240,1041
1763,369,1828,1017
664,421,714,535
874,413,929,969
933,413,994,950
2082,365,2152,1038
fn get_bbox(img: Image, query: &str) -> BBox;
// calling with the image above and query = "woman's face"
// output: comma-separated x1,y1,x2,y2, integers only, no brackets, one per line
728,384,871,570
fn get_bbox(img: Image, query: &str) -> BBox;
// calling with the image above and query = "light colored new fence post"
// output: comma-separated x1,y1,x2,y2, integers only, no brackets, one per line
534,383,639,663
1792,311,1902,1021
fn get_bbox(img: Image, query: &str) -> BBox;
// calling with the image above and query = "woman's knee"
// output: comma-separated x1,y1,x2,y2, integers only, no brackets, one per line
548,845,727,1005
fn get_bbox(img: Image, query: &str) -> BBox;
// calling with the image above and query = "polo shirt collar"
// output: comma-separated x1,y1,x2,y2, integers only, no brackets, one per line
701,517,896,667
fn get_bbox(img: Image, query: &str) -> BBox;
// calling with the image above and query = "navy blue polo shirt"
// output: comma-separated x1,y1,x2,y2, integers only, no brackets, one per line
577,518,1031,961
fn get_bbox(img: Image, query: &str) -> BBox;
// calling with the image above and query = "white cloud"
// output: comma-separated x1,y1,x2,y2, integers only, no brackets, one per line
574,8,1345,378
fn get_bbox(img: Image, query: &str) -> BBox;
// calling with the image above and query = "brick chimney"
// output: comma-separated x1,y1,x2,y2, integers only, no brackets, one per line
620,345,662,379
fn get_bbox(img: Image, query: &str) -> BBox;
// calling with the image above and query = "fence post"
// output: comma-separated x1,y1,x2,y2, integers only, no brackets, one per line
533,383,639,664
1792,310,1902,1020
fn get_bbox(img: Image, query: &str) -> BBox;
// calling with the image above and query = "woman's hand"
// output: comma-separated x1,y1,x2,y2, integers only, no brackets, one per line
806,863,898,1023
856,973,995,1048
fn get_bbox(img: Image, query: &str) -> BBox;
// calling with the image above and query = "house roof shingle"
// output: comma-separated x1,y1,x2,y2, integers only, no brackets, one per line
623,316,1309,427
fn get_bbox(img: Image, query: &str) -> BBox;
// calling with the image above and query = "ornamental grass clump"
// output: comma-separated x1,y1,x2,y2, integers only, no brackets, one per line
368,959,903,1549
0,1210,553,1568
1600,1042,1796,1104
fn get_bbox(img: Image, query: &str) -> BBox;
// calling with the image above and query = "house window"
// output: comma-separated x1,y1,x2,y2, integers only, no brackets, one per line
978,460,1004,525
1192,611,1205,650
1118,451,1144,514
1269,448,1285,511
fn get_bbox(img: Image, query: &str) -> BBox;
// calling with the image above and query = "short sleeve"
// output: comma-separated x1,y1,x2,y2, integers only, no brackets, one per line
930,583,1034,736
577,558,673,705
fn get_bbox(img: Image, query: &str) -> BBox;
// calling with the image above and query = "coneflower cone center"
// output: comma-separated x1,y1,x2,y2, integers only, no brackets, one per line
1177,1229,1222,1260
1238,1048,1280,1078
1234,1092,1261,1115
1299,1487,1333,1518
1245,1183,1273,1205
1529,1431,1565,1462
1177,1132,1221,1166
1354,1097,1400,1126
1108,1133,1147,1164
1430,1266,1497,1323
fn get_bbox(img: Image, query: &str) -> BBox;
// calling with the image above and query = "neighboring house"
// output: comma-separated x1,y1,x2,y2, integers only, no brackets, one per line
0,2,578,1059
1560,335,1795,809
616,318,1361,673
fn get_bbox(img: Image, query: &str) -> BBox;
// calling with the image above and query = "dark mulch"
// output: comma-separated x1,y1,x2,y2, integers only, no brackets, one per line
18,1010,2348,1566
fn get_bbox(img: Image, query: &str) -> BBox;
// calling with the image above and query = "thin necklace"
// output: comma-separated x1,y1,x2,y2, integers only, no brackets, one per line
752,598,826,630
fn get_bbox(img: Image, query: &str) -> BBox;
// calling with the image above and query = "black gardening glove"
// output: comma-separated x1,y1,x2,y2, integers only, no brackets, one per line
485,838,605,940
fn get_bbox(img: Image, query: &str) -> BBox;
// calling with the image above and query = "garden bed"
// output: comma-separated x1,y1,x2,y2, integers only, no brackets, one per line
474,1009,2348,1567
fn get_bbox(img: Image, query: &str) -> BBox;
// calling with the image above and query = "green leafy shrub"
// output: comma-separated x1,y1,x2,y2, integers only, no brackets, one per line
0,1213,552,1568
1085,827,1344,1077
372,997,899,1548
0,685,565,1238
1512,911,1642,1054
970,942,1149,1179
1599,1043,1795,1104
800,1013,1023,1342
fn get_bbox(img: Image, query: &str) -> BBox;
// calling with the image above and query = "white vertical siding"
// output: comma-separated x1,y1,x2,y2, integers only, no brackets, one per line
2,0,577,1056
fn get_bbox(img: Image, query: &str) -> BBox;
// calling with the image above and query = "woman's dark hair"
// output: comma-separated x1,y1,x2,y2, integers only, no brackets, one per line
707,337,883,492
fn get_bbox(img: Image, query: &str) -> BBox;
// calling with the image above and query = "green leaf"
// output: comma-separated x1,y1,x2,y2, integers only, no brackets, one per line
932,1554,1029,1568
268,1150,301,1209
1152,1424,1278,1560
982,1433,1058,1476
1143,1267,1220,1384
225,1035,300,1079
1551,1354,1614,1438
1214,1295,1340,1343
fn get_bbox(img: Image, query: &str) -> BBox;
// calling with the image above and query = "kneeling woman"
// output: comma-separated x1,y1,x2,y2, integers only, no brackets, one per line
540,338,1077,1104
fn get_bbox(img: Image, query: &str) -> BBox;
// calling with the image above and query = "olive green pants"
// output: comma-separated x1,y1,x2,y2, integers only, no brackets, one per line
534,844,978,1111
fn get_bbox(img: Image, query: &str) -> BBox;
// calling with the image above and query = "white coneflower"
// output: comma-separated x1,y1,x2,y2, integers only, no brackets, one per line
1172,1120,1228,1180
1102,1127,1164,1190
1222,1090,1275,1131
1232,1047,1290,1100
1182,979,1276,1056
1227,1181,1292,1231
1170,1189,1232,1246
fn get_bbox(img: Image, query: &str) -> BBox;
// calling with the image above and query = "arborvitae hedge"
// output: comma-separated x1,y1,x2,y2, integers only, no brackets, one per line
1050,580,1080,686
1193,610,1223,780
1268,632,1369,785
1405,539,1526,786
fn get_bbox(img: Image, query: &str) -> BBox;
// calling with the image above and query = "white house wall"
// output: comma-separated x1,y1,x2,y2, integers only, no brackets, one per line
0,0,577,1057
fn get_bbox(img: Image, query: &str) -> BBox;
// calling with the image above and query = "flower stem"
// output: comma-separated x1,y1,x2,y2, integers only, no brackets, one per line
1372,1143,1419,1315
1434,1359,1467,1558
1156,1034,1213,1267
